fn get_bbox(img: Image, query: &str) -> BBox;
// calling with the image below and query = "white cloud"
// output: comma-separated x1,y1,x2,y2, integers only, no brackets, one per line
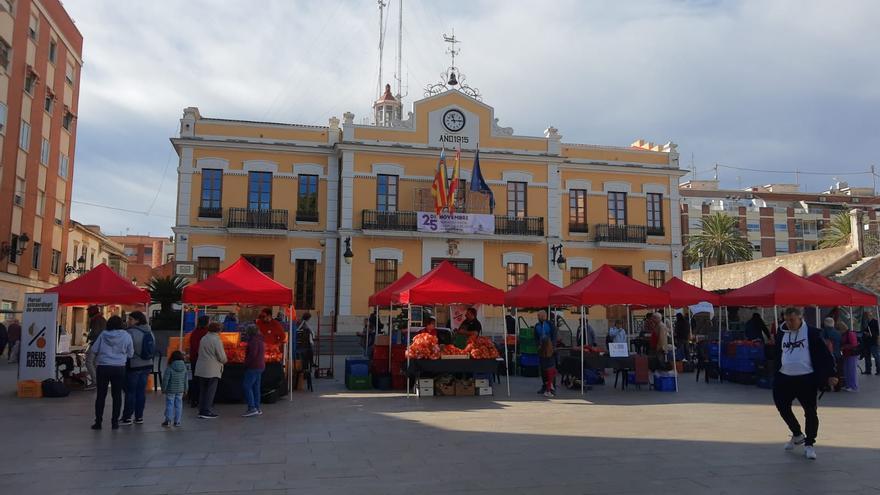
65,0,880,235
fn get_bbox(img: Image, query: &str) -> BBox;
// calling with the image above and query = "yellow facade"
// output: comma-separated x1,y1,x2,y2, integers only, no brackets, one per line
172,92,685,333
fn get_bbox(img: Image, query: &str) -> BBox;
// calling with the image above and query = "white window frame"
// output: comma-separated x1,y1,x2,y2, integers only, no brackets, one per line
40,138,49,165
19,121,30,151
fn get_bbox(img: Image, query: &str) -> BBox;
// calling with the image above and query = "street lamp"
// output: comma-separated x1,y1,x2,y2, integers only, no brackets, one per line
0,232,29,260
550,243,566,270
343,237,354,265
698,249,704,289
64,255,88,278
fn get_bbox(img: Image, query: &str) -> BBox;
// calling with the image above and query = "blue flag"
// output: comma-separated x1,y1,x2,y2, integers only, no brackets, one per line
469,149,495,213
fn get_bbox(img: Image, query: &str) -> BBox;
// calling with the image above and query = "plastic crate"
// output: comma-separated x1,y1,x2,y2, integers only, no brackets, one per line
346,375,372,390
654,375,676,392
519,327,535,340
518,342,538,354
373,374,392,390
345,357,370,376
520,366,540,377
348,363,370,377
519,354,539,367
17,380,42,398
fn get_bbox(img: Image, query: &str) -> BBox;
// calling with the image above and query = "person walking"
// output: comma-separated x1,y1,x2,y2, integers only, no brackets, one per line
89,316,133,430
0,320,7,359
188,315,210,408
6,319,21,363
297,312,315,371
84,305,107,390
195,323,226,419
539,337,557,398
533,310,557,394
119,311,155,426
773,307,836,460
862,310,879,375
242,324,265,417
839,321,860,392
161,351,188,427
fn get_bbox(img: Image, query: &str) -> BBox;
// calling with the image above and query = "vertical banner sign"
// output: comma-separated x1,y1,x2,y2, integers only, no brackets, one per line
19,293,58,381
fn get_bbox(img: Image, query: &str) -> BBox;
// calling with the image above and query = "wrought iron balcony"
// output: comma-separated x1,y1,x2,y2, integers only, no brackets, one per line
496,216,544,236
595,224,647,243
226,208,288,231
646,226,665,236
362,210,418,231
198,206,222,219
569,223,589,234
296,210,319,223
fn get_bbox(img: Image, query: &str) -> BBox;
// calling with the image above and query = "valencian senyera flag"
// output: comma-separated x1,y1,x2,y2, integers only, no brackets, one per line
469,148,495,213
446,145,461,214
431,148,449,215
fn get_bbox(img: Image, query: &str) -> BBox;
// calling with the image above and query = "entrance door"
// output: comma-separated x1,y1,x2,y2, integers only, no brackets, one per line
431,258,474,276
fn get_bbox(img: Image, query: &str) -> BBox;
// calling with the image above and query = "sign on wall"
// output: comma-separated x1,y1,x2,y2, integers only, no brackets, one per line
19,293,58,381
417,212,495,234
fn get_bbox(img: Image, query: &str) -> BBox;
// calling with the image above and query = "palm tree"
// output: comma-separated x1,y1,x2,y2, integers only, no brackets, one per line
818,212,852,248
147,275,187,317
685,212,753,266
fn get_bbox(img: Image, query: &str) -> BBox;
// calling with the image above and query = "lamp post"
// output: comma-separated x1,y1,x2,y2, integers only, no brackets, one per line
64,255,87,278
550,243,566,270
343,237,354,265
0,232,29,260
698,249,704,289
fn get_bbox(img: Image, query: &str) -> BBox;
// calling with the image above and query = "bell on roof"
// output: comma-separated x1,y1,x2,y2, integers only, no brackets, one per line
447,70,458,86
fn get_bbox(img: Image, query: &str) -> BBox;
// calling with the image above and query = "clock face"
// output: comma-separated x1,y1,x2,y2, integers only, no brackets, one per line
442,109,466,132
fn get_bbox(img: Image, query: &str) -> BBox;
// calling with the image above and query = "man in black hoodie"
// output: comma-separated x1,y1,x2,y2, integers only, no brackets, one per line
773,306,837,460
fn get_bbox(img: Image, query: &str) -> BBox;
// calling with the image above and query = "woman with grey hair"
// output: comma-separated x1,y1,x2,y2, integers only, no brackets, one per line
242,324,265,417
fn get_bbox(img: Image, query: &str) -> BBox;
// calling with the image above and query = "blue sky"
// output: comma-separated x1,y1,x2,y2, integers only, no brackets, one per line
64,0,880,236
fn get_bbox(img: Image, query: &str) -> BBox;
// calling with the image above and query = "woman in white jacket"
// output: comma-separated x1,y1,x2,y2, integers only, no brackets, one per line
194,322,227,419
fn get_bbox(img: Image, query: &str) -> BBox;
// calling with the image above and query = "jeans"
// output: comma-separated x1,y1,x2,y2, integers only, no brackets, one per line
198,377,219,416
866,344,880,373
773,373,819,446
164,393,183,424
95,365,126,426
122,367,150,421
243,369,263,410
844,356,859,391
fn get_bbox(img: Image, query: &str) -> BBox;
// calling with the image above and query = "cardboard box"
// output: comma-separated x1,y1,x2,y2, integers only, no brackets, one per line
436,382,456,396
474,378,491,388
455,379,475,396
476,386,493,396
418,378,434,388
417,386,434,397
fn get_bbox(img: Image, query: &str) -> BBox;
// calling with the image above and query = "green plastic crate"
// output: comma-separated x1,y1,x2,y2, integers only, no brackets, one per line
518,342,538,354
519,327,535,340
346,375,372,390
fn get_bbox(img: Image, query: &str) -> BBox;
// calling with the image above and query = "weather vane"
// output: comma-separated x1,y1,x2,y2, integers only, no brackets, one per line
425,29,481,100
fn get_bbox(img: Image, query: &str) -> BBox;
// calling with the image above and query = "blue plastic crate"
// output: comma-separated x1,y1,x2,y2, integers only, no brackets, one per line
654,375,676,392
345,357,370,376
348,363,369,377
519,354,539,368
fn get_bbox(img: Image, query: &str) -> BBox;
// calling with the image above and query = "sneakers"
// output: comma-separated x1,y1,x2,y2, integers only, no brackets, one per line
90,423,101,430
842,387,855,392
134,418,144,425
536,388,546,395
118,419,133,426
173,423,181,428
543,390,556,398
198,412,218,419
161,420,170,428
804,446,817,460
242,409,259,418
784,434,805,451
257,409,263,416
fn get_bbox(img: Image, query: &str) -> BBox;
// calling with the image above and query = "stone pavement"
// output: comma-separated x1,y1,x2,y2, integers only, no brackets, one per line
0,358,879,495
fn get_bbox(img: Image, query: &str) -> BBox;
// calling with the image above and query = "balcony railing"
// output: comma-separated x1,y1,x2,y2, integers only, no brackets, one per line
595,224,647,243
496,216,544,236
362,210,418,231
361,210,544,236
569,223,589,234
296,210,319,223
198,206,222,218
226,208,288,230
646,226,665,236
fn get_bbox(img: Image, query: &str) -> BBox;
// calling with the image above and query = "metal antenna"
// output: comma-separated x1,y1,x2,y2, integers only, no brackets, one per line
377,1,388,99
443,29,460,69
395,0,403,99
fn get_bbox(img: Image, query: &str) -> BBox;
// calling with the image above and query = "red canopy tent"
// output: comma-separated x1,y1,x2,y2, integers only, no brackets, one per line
180,257,295,400
659,277,721,307
504,274,560,308
719,267,851,307
805,274,877,306
368,272,417,307
182,257,292,306
46,263,150,305
392,261,504,306
550,264,670,307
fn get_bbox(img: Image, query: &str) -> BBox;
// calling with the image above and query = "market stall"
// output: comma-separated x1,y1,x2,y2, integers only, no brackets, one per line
550,265,672,394
180,257,296,401
658,277,722,382
391,261,508,396
45,263,151,387
504,274,560,375
806,274,878,329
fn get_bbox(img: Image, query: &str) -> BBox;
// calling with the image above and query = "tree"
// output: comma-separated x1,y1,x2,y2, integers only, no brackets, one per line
818,212,852,249
685,212,753,266
147,275,187,317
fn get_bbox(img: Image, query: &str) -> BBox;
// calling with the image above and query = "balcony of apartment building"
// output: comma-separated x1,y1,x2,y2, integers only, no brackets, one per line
361,188,545,237
224,207,289,235
594,224,648,245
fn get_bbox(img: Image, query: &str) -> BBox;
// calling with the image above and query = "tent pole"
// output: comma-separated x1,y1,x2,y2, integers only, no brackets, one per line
503,305,510,397
580,305,585,396
178,305,185,352
406,303,412,397
388,303,393,375
718,306,724,377
514,308,518,367
669,305,678,392
815,305,820,328
288,304,294,402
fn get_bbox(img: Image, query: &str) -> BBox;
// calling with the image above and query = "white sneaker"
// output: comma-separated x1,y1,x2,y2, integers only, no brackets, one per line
785,434,805,451
804,446,817,460
842,387,856,392
543,391,553,398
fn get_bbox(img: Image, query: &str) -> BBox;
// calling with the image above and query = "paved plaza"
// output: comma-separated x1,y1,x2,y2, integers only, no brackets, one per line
1,359,879,495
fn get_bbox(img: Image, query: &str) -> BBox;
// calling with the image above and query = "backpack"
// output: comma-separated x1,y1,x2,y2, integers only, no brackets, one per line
42,379,69,398
139,329,156,361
